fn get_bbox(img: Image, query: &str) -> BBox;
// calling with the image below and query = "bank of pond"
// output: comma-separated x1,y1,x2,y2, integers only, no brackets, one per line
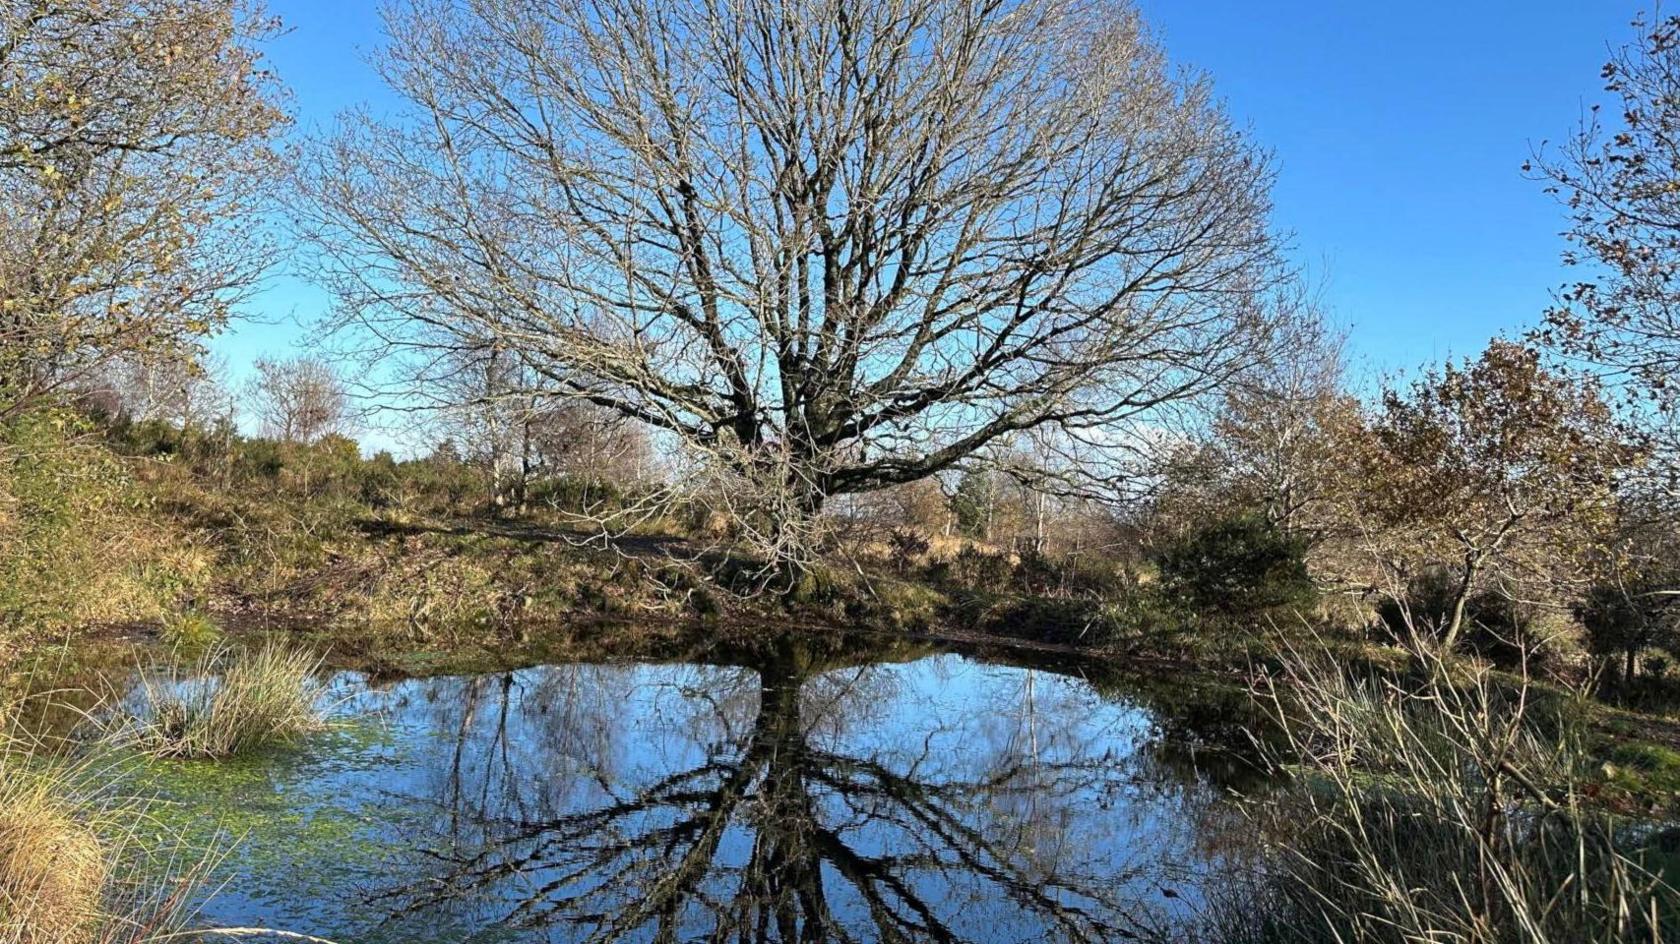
3,624,1677,944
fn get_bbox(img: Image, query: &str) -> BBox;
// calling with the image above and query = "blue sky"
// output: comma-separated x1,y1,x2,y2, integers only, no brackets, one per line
1125,1,1640,381
226,0,1645,442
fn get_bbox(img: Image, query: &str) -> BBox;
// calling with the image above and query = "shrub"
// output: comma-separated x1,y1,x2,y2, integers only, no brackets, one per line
886,529,930,573
1011,550,1129,598
1153,514,1315,614
0,411,187,639
938,544,1012,590
529,474,628,516
108,641,326,758
1576,577,1679,691
1010,549,1061,595
1377,570,1550,667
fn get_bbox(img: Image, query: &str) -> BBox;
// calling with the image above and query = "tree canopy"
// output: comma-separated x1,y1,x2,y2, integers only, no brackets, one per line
0,0,287,419
298,0,1293,562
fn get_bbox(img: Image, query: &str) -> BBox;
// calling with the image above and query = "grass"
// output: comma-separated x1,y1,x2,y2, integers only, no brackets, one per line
106,641,326,759
0,769,106,943
1199,642,1680,944
0,697,220,944
158,611,222,652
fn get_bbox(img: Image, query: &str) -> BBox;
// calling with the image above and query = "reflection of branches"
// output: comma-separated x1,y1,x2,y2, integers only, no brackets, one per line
374,638,1183,942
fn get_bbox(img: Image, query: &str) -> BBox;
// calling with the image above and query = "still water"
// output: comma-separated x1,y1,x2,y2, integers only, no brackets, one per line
130,635,1256,943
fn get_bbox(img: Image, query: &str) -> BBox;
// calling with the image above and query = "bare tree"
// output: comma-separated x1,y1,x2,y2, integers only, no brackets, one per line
528,400,651,481
432,342,654,512
1154,308,1360,551
247,356,348,444
0,0,287,420
433,341,544,511
297,0,1291,566
371,635,1190,942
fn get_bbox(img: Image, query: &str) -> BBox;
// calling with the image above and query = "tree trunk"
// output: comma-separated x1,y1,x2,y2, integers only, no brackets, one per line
1439,553,1481,654
1033,492,1047,555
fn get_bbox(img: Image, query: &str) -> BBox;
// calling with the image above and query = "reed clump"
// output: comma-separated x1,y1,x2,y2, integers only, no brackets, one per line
1203,643,1680,944
0,771,107,944
111,641,325,759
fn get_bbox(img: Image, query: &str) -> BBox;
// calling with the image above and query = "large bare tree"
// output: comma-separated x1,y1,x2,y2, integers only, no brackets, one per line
299,0,1289,562
90,351,235,428
0,0,287,419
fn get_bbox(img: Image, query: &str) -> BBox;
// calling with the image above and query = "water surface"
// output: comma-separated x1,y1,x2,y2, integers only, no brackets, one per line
132,635,1253,943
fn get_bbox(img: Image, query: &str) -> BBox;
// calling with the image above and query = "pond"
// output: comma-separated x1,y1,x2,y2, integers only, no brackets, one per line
121,633,1263,943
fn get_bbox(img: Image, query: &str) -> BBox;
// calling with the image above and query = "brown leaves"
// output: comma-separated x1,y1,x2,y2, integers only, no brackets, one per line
1532,10,1680,431
1355,342,1644,598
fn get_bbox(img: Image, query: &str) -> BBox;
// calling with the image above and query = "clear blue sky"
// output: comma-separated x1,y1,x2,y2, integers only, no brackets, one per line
225,0,1645,441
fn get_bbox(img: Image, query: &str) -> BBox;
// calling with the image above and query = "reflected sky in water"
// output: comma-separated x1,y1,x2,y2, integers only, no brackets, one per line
136,637,1244,943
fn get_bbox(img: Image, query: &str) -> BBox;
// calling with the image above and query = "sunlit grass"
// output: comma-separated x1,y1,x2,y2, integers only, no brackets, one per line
1201,638,1680,944
105,641,326,760
0,694,221,944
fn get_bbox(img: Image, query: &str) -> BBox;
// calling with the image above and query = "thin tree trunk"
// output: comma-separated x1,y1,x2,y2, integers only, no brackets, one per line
1440,552,1480,653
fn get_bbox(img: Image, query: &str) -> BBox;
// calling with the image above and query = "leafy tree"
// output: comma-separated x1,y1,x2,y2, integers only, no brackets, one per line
1149,310,1365,598
1577,576,1680,690
1205,332,1362,546
1357,342,1642,652
1531,10,1680,461
0,0,287,418
950,469,1001,542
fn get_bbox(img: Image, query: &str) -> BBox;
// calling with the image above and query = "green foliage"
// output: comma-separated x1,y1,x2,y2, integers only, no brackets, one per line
527,475,628,516
949,469,997,539
104,416,493,516
1011,550,1129,598
159,611,223,652
1154,513,1315,614
0,411,178,637
927,544,1012,590
1576,578,1680,690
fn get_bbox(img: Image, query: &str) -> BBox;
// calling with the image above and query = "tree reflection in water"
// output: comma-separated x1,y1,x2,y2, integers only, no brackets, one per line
364,635,1223,943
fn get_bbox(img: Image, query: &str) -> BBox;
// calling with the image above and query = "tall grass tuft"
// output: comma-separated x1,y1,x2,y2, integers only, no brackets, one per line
109,641,326,759
0,769,106,943
1201,642,1680,944
0,696,220,944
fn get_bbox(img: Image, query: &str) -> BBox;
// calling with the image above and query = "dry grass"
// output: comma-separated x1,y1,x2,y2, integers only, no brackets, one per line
0,695,219,944
0,774,106,944
106,641,326,759
1201,639,1680,944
